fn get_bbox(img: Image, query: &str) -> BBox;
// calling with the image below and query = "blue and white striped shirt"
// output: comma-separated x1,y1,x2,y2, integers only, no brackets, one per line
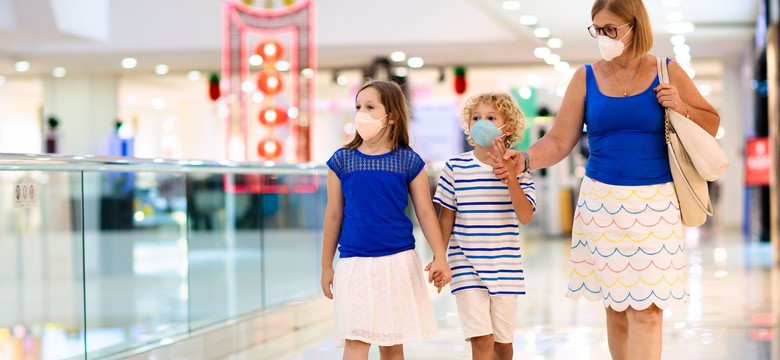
433,151,536,296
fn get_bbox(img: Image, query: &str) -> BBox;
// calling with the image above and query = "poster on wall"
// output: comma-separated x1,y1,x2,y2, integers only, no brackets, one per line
745,137,770,187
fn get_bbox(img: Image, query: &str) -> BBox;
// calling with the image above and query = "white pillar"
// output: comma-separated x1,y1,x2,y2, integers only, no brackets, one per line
43,74,118,156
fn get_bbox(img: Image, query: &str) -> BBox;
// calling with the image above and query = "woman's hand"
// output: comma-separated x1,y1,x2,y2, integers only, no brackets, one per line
654,83,687,116
488,139,523,183
321,266,335,299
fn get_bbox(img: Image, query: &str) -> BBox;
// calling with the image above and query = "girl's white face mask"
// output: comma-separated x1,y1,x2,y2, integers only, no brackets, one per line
354,112,388,140
597,26,633,61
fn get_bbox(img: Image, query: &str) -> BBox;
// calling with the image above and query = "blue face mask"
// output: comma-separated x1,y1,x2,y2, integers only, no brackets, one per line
470,120,506,147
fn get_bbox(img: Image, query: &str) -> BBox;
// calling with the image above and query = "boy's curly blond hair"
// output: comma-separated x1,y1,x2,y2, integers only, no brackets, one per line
460,91,526,149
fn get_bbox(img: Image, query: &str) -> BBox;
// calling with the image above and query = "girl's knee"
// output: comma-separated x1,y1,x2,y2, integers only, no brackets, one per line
378,344,403,356
627,305,663,325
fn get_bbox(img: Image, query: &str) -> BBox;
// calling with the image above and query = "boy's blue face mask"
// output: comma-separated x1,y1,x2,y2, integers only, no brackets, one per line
470,120,506,147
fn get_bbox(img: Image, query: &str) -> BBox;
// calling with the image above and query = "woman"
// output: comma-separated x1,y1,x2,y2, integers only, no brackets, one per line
493,0,719,359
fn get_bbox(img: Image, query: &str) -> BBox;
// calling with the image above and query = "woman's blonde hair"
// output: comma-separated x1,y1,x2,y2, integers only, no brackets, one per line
591,0,653,60
345,79,411,150
460,92,525,149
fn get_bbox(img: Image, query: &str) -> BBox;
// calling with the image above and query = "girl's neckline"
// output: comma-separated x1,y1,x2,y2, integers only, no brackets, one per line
355,147,395,157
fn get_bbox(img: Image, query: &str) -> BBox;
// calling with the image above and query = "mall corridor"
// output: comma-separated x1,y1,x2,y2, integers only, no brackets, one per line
224,228,778,360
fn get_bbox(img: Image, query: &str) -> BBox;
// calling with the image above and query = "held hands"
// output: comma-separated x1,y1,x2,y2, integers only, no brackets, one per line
487,136,523,184
654,83,687,115
321,266,334,299
424,257,452,293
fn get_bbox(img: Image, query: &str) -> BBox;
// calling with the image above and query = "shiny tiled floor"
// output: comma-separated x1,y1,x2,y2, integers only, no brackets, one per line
229,227,779,360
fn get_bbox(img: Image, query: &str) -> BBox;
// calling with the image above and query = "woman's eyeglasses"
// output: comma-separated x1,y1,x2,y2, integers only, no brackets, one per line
587,23,631,39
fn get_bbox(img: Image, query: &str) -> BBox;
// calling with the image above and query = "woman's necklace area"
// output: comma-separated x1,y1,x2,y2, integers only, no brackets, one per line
610,56,643,97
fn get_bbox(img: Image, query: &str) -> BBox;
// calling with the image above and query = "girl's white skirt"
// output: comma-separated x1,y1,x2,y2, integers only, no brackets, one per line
567,176,689,311
333,249,438,346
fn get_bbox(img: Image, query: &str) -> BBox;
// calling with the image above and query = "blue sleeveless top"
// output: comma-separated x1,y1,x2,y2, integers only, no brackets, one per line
584,63,673,186
326,147,424,258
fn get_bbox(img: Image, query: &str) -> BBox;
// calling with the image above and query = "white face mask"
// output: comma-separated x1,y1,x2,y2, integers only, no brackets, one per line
354,112,388,140
597,26,633,61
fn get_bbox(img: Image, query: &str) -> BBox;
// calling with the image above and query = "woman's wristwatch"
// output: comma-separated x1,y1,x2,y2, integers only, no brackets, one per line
520,151,531,173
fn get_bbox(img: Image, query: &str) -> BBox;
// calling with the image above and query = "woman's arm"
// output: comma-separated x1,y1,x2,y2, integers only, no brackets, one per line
657,60,720,136
409,168,452,291
493,65,587,177
320,170,343,299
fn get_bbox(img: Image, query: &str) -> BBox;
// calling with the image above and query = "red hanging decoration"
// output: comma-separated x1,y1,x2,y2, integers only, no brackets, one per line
254,39,285,64
256,69,284,95
258,106,289,126
453,66,467,95
257,137,283,159
208,73,221,101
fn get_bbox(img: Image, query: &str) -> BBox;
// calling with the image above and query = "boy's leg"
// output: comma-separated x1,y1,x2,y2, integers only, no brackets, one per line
343,339,370,360
378,344,404,360
455,290,493,359
470,334,495,360
489,295,517,360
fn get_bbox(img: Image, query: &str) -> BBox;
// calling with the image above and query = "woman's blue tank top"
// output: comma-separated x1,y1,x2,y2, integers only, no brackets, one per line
583,63,673,186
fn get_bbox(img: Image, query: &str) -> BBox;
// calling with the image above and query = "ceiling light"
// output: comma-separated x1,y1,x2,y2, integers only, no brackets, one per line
393,67,410,77
187,70,202,81
666,12,684,22
52,67,67,78
336,75,348,86
547,38,563,48
544,53,560,65
15,61,30,72
676,53,692,64
519,87,532,99
276,60,291,71
390,51,406,62
671,35,687,46
519,15,537,26
502,0,521,11
152,97,166,110
668,22,695,34
554,61,570,72
674,44,691,54
249,55,263,66
533,27,551,38
301,68,315,79
122,58,138,69
534,47,551,58
407,57,424,68
154,64,169,75
663,0,682,7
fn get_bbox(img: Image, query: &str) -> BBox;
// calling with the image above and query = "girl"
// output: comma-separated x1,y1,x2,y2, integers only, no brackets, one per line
320,80,452,360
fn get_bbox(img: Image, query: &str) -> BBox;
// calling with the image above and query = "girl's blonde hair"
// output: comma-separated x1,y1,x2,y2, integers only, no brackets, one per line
460,92,526,149
591,0,653,60
345,80,411,150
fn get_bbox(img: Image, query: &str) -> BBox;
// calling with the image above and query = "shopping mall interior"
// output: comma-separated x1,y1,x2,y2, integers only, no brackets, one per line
0,0,778,359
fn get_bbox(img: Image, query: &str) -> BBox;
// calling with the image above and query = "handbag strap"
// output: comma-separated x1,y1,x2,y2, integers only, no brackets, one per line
657,57,672,142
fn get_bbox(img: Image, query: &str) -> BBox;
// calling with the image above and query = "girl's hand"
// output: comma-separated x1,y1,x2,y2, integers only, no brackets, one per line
654,83,686,115
321,266,335,299
426,257,452,293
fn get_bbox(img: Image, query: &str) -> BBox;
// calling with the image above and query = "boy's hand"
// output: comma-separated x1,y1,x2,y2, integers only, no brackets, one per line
488,136,519,183
426,257,452,293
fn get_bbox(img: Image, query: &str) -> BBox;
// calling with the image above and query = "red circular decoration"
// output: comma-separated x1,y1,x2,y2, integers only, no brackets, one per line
254,39,285,64
258,106,289,126
256,69,284,95
257,138,283,159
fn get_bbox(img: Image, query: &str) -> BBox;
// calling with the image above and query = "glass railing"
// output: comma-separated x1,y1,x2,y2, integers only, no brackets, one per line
0,154,327,359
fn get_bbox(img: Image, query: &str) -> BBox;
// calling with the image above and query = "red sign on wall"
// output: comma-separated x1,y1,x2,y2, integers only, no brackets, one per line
746,137,770,186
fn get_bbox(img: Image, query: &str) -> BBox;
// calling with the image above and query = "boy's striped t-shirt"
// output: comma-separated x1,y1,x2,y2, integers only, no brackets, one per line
433,151,536,296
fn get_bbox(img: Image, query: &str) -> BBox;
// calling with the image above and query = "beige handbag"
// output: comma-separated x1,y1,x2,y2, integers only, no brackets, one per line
656,57,728,227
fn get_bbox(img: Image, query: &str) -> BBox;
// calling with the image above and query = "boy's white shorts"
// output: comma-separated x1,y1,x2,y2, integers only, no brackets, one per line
454,289,517,343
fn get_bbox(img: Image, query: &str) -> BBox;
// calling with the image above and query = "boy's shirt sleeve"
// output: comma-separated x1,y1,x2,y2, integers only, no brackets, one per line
433,161,457,211
517,171,537,212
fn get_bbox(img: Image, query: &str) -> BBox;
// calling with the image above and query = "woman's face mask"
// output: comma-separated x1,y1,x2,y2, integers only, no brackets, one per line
354,112,388,140
597,26,633,61
470,120,506,148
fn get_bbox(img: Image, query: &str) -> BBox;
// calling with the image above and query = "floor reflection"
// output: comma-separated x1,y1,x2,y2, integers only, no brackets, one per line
229,228,779,360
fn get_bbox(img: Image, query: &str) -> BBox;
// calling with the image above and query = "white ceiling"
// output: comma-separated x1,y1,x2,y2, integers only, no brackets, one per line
0,0,761,77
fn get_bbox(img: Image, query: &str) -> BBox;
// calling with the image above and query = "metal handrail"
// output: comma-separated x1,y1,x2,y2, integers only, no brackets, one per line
0,153,328,174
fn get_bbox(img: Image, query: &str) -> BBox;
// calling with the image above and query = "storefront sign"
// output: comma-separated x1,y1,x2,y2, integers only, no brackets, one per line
746,137,770,186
